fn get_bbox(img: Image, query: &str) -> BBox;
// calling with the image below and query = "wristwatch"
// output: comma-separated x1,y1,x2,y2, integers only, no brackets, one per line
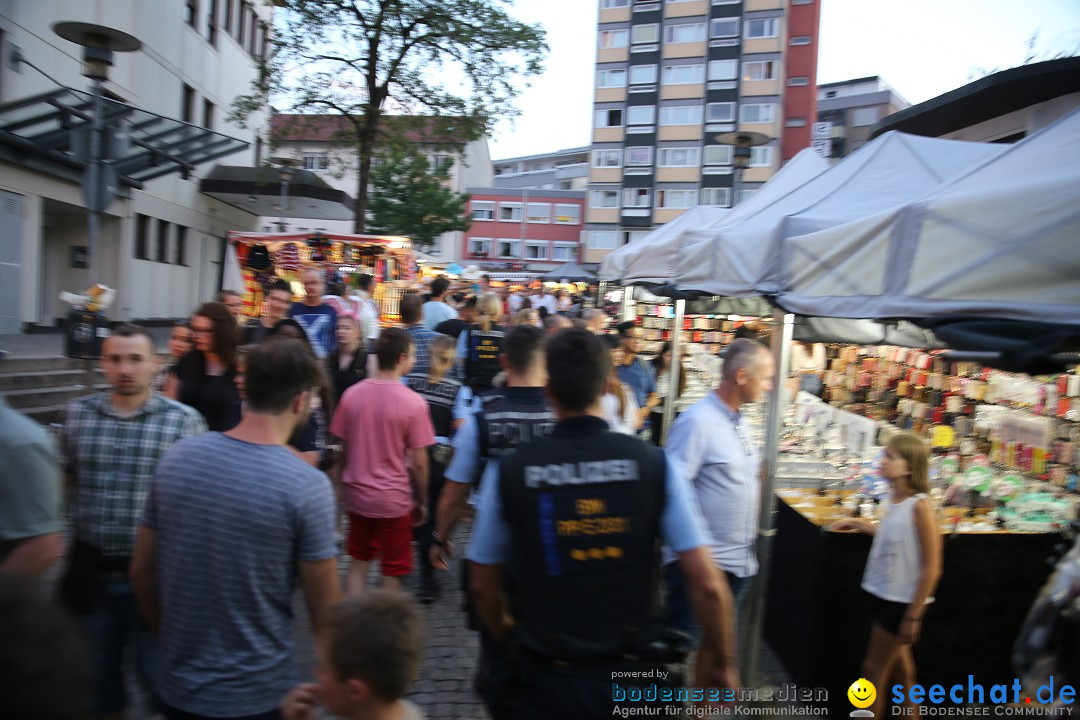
431,531,447,548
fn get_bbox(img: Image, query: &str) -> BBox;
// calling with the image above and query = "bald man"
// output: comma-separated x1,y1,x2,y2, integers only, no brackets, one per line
288,268,338,358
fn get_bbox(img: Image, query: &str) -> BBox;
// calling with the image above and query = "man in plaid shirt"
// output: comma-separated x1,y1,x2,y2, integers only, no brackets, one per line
60,324,205,719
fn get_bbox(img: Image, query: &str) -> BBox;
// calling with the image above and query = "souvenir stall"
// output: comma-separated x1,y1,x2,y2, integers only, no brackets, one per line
600,109,1080,714
226,231,414,322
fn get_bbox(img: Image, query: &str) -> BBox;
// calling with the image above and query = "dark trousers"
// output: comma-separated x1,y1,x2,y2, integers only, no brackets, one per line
664,562,751,642
416,452,446,577
161,703,282,720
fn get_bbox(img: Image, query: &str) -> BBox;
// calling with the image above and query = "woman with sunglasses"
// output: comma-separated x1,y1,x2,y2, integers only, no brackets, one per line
165,302,239,431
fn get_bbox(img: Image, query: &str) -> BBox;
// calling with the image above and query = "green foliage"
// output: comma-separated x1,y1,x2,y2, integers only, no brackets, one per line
230,0,548,233
366,147,471,252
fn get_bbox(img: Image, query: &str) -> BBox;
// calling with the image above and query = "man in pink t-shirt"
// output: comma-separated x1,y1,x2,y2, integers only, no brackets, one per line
330,327,435,594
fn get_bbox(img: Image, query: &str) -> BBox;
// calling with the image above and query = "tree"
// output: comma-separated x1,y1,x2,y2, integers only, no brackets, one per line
232,0,547,234
367,146,470,252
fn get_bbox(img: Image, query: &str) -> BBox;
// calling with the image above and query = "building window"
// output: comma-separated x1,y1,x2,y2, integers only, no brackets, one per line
430,153,454,172
524,242,549,260
223,0,233,34
742,60,776,81
471,201,495,220
660,105,704,126
632,24,659,44
181,84,195,123
745,18,779,39
708,59,738,81
627,105,656,125
793,0,813,4
497,240,520,258
785,117,807,127
852,107,881,127
658,147,700,167
593,149,622,167
703,145,733,165
749,146,773,167
156,220,170,263
174,226,188,265
498,202,523,221
664,23,706,44
597,68,627,88
788,76,810,86
622,187,652,208
706,102,735,123
599,29,629,49
206,0,218,43
625,146,653,166
185,0,199,27
203,99,214,129
629,64,658,84
552,244,577,261
590,189,620,208
554,204,580,224
588,231,619,250
235,0,246,41
469,238,492,256
595,109,624,128
790,36,812,45
527,203,551,223
710,18,739,38
625,230,651,244
656,189,697,209
700,187,732,207
303,154,329,171
601,0,630,7
134,214,150,260
661,64,705,85
740,103,775,124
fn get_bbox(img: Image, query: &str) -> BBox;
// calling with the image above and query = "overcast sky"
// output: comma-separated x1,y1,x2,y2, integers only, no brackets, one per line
487,0,1080,160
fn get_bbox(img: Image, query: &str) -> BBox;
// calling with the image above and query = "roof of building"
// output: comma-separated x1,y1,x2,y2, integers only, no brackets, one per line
818,75,881,88
871,57,1080,139
270,113,479,145
492,146,590,165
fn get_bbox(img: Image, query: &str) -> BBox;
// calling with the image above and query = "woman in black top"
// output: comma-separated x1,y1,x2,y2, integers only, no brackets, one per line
326,314,367,403
166,302,240,431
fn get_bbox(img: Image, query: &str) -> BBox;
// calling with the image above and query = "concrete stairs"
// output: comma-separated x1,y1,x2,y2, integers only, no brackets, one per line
0,356,107,425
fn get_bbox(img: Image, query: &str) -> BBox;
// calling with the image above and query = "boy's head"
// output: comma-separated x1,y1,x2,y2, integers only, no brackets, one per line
317,591,426,714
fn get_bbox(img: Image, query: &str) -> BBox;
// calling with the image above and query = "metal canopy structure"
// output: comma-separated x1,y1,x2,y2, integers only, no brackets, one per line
0,87,249,189
200,165,355,221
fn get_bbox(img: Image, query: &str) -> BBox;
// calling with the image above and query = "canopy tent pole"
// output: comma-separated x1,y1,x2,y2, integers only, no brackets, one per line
743,309,794,683
660,298,685,445
621,285,635,322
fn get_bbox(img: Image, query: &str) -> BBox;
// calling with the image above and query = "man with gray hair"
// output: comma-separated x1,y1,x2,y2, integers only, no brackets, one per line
662,338,774,634
583,308,608,335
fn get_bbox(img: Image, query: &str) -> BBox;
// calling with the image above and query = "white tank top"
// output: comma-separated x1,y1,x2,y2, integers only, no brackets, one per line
861,494,934,605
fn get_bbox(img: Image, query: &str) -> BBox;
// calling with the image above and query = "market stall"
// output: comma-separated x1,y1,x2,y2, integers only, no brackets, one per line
226,231,415,321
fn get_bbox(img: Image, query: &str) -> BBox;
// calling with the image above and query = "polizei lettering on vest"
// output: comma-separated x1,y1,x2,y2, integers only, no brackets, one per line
523,460,640,488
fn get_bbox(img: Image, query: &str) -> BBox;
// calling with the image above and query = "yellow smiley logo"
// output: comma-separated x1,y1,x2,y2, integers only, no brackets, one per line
848,678,876,709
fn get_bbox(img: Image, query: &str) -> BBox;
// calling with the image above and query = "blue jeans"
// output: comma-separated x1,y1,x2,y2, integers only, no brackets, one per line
82,578,158,717
664,562,751,643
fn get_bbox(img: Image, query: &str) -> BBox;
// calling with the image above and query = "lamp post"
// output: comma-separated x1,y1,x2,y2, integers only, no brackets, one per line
52,22,142,278
270,157,301,232
714,130,771,206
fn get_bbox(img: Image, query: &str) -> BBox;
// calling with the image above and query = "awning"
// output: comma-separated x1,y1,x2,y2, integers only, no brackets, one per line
200,165,355,221
0,87,249,187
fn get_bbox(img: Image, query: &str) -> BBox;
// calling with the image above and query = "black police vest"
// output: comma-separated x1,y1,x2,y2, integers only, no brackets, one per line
498,422,666,660
473,388,556,484
464,324,506,392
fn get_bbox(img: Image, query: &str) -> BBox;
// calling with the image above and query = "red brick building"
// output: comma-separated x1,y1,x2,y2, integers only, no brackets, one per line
462,188,586,272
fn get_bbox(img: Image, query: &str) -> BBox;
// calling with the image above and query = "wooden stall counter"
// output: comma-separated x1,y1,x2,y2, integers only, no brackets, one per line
765,488,1059,719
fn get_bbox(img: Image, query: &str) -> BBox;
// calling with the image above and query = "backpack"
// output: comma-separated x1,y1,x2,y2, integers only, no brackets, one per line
246,243,272,271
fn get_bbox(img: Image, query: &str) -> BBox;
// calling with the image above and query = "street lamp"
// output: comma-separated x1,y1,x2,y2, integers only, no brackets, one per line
714,130,771,206
52,22,142,277
270,157,301,232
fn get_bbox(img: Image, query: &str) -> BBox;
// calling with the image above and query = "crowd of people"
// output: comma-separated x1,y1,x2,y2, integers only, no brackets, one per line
0,270,941,720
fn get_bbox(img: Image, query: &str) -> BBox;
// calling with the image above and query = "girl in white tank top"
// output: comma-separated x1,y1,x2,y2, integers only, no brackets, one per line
830,432,943,717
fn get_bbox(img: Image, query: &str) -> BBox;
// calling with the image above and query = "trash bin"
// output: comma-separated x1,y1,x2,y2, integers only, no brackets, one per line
65,310,109,359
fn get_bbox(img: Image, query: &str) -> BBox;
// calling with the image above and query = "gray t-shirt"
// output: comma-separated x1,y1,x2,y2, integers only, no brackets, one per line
0,398,61,562
141,432,336,716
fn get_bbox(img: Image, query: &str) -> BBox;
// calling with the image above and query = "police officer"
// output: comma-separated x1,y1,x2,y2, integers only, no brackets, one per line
467,328,740,719
457,293,506,393
429,324,554,718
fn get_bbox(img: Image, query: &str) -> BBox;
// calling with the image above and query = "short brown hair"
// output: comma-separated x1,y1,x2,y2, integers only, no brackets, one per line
325,591,425,702
399,293,423,324
374,327,413,371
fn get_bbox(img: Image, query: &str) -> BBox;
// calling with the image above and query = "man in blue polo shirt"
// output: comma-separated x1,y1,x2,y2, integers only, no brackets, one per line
289,268,338,358
615,321,660,431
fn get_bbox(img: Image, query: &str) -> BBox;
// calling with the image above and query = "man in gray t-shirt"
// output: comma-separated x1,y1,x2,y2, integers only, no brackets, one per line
132,340,342,718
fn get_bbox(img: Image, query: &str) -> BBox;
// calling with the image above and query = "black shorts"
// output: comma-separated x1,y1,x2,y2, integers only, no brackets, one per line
866,591,909,635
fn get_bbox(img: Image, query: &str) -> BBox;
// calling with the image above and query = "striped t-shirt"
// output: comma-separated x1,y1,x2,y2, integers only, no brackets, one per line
141,432,336,716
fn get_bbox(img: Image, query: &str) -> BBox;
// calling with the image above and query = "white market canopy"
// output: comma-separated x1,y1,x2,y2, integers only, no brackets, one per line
777,107,1080,326
599,148,829,285
674,131,1008,297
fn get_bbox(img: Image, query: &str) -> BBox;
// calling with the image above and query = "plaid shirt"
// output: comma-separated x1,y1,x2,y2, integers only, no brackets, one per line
406,323,463,380
61,393,206,557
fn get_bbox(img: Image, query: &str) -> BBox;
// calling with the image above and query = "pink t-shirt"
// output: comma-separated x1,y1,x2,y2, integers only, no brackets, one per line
330,379,435,518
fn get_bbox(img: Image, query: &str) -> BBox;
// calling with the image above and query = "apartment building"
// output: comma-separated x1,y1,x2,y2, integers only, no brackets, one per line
583,0,820,263
817,76,910,158
461,188,585,271
492,146,590,190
